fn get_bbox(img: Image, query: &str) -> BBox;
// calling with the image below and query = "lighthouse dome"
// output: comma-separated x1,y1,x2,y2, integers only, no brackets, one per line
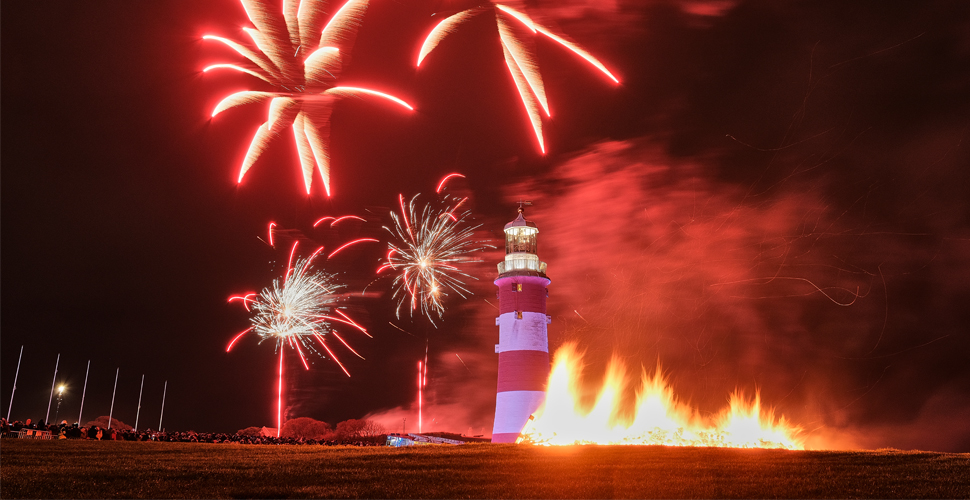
504,212,538,231
498,208,547,277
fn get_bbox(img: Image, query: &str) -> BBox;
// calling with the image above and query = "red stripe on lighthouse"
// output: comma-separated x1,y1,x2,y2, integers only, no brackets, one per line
496,277,548,314
497,350,550,392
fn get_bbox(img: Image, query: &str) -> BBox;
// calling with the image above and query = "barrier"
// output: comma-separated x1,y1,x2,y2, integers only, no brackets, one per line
16,429,53,440
385,433,467,446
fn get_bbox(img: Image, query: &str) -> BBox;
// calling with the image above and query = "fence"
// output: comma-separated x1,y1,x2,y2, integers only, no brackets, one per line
16,429,53,439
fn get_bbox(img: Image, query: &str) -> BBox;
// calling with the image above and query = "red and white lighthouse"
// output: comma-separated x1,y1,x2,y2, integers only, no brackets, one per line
492,204,551,443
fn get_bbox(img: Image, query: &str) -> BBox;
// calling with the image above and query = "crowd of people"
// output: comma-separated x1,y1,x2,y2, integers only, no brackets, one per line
0,417,385,446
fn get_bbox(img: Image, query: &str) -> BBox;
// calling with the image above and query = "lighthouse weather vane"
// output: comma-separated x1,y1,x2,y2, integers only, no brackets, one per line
517,200,533,213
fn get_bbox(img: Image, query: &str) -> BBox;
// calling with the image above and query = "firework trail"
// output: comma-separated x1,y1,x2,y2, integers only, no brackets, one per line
418,340,428,433
416,3,619,154
204,0,414,196
378,175,493,324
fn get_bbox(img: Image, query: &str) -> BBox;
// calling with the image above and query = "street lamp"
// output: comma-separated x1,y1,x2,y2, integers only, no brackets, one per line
53,385,65,424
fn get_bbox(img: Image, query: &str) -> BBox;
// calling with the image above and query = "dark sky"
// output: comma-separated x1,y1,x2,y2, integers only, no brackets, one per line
3,0,969,451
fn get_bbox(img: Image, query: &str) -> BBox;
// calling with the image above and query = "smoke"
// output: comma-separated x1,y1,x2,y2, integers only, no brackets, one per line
523,0,740,46
360,273,503,437
530,0,738,23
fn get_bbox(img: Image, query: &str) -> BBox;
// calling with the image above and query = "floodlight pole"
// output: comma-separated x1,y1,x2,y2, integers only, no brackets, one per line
6,345,23,421
108,368,119,429
78,360,90,425
134,374,145,430
158,381,167,431
45,354,60,424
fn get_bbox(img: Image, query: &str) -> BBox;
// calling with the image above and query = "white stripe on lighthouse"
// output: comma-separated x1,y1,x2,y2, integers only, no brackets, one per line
493,390,546,435
495,312,549,353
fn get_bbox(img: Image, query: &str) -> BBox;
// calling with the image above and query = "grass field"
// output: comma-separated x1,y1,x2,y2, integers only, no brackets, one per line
2,439,968,499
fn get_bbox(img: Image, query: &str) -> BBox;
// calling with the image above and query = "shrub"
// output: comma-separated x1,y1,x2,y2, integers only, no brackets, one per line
84,416,132,431
334,418,386,439
281,417,332,439
236,426,262,437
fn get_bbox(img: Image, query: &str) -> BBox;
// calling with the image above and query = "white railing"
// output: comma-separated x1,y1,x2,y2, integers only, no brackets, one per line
498,254,547,275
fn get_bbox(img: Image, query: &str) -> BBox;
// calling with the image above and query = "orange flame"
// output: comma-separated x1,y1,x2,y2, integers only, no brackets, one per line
519,343,804,449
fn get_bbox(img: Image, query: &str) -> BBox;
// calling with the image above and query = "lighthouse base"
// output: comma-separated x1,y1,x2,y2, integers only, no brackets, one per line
491,433,520,443
492,389,545,443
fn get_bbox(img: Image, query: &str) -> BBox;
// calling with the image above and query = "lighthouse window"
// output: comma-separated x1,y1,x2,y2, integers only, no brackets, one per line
516,311,523,319
516,284,522,292
505,227,537,254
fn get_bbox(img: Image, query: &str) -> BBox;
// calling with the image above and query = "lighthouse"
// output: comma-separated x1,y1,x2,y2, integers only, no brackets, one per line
492,203,551,443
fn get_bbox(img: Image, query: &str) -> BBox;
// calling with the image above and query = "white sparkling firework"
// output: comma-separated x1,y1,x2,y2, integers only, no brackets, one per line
228,242,370,377
253,257,340,342
380,192,492,324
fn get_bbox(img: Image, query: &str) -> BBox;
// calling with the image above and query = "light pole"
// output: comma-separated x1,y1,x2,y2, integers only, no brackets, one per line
6,345,23,421
158,381,167,431
45,354,60,424
108,368,119,430
78,360,90,425
134,374,144,431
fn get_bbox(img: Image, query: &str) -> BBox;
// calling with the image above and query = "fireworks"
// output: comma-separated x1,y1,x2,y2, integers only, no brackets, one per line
204,0,413,196
228,241,368,376
227,235,371,435
416,4,619,154
379,180,492,324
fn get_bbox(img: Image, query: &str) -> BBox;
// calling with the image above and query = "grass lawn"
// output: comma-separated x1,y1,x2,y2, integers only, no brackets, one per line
2,439,968,498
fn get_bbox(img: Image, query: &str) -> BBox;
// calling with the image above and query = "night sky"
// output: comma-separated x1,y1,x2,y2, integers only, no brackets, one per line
3,0,969,451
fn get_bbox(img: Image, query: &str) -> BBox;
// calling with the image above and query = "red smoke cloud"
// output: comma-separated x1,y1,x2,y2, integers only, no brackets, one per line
530,0,738,22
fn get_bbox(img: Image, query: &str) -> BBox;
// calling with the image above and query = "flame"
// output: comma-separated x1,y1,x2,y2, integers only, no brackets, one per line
519,343,804,449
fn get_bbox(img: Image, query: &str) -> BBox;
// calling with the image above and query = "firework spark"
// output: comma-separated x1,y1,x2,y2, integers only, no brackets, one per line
416,3,619,154
435,172,465,193
314,214,366,227
228,244,363,373
379,182,492,324
204,0,414,196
